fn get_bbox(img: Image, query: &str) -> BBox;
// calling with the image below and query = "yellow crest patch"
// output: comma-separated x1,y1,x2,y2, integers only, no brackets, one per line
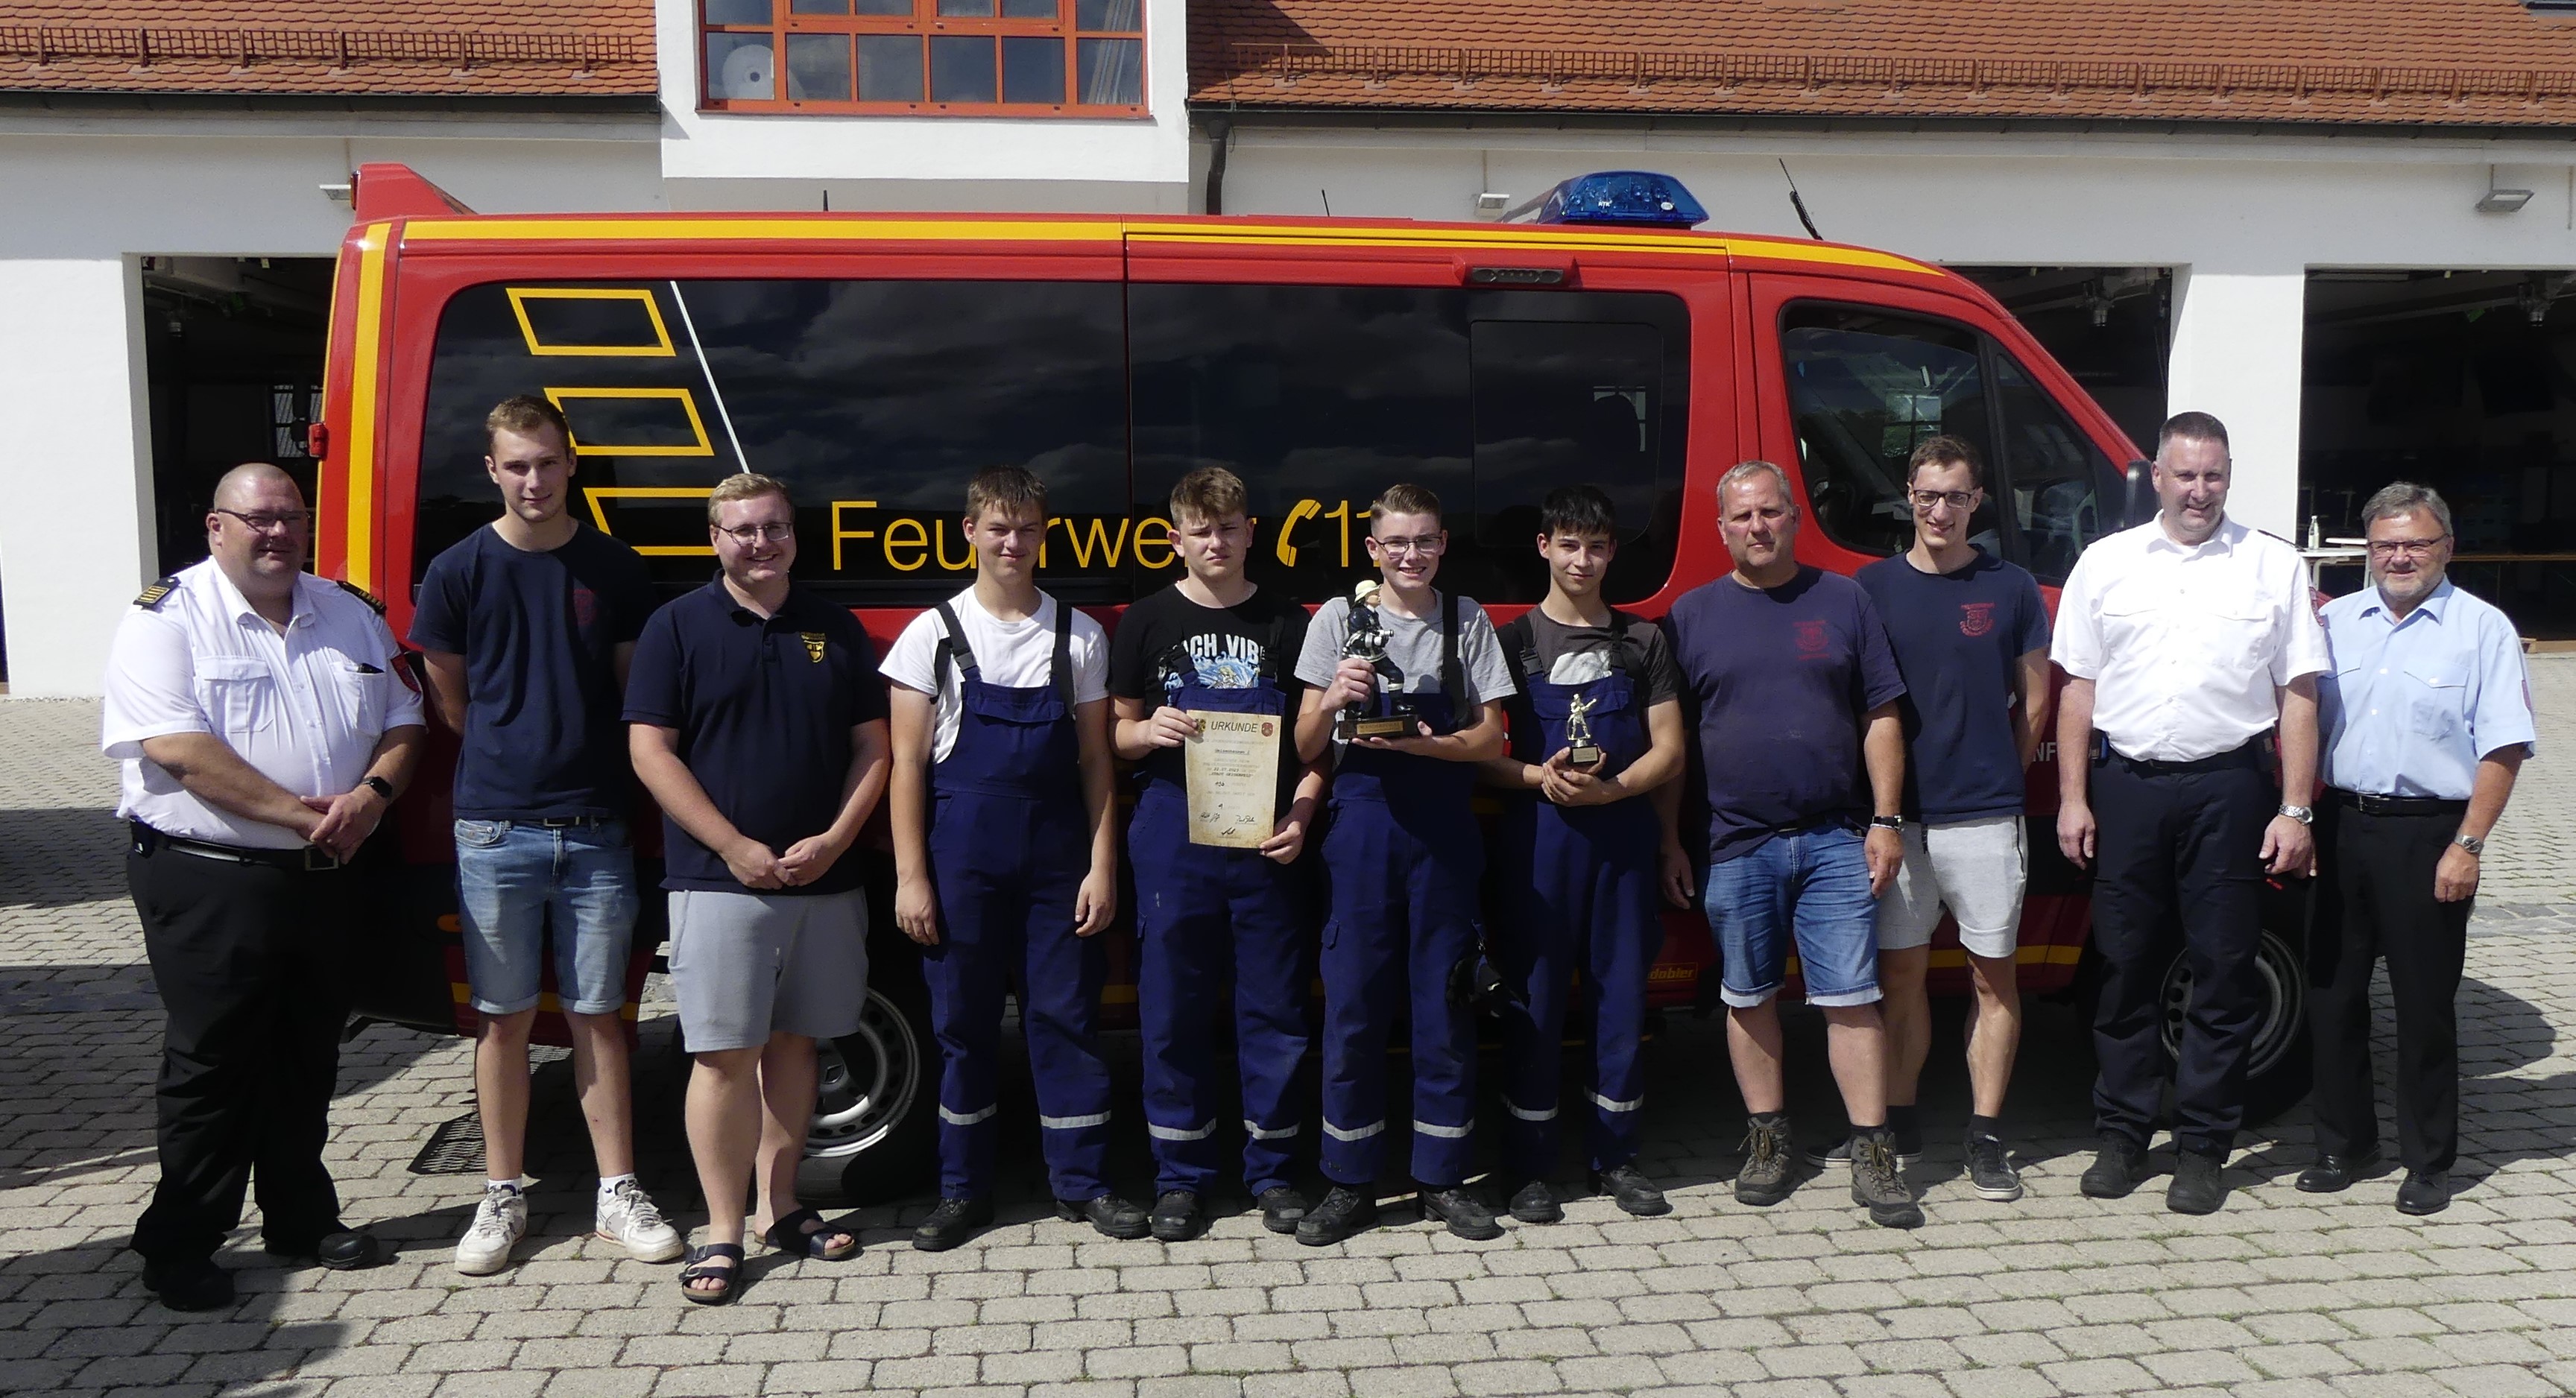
800,632,827,664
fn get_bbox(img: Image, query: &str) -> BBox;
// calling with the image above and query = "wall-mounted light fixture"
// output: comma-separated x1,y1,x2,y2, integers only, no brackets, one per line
319,182,353,204
2478,165,2534,213
1474,192,1511,218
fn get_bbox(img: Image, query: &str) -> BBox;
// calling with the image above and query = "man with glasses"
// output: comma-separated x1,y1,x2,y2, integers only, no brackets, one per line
2053,411,2328,1215
1838,437,2051,1203
104,463,425,1309
412,395,681,1276
2306,483,2534,1215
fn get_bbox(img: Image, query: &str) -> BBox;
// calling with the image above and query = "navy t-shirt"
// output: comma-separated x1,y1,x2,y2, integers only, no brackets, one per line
409,522,659,820
1664,566,1906,864
1856,550,2052,823
622,581,891,896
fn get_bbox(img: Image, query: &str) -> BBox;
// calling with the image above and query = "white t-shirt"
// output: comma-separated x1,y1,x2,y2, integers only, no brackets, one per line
882,587,1111,763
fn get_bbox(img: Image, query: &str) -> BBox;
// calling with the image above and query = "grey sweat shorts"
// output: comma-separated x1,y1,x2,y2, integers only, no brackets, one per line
668,888,869,1053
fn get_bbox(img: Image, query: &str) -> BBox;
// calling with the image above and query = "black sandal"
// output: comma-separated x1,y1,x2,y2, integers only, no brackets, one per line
761,1207,859,1260
678,1243,742,1305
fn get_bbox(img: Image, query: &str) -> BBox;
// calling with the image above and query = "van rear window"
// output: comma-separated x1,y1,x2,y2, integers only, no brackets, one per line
414,278,1687,607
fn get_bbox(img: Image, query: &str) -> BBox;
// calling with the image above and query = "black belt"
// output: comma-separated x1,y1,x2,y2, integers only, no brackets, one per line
2097,736,2268,777
527,815,612,829
133,822,345,873
2329,789,2468,817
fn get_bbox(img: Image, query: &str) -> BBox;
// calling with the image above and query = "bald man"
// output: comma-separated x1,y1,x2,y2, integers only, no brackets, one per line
103,464,426,1310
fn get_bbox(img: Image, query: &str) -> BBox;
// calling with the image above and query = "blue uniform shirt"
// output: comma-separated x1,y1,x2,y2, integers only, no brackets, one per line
2319,579,2537,800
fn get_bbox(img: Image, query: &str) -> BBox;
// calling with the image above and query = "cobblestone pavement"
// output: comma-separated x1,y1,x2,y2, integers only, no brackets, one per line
4,662,2575,1398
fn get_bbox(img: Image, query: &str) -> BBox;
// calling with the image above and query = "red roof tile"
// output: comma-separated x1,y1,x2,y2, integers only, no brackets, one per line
1191,0,2576,127
0,1,651,98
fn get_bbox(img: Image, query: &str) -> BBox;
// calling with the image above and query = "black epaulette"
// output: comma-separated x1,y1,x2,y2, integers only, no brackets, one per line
133,577,179,610
335,580,386,616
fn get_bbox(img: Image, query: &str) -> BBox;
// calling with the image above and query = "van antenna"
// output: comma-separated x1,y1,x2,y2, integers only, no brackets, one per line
1320,188,1332,217
1778,159,1823,241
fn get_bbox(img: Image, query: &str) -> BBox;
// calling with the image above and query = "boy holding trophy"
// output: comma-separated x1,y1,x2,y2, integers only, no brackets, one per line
1480,487,1688,1224
1291,484,1516,1244
1109,468,1329,1242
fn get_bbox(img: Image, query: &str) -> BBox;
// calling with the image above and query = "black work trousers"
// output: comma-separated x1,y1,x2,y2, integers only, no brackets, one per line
127,835,356,1265
2088,743,2276,1157
2308,797,2470,1174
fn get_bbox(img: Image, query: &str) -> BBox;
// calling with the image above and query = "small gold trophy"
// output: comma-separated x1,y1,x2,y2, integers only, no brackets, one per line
1563,692,1603,769
1337,579,1418,741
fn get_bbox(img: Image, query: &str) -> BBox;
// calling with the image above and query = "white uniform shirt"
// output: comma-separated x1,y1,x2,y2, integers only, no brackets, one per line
2051,516,2329,763
102,559,424,849
880,587,1109,763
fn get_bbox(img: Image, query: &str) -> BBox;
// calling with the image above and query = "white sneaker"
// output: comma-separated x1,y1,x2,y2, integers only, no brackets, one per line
595,1178,685,1262
455,1183,528,1276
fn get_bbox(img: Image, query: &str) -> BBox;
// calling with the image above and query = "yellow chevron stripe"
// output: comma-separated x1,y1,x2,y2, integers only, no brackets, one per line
344,230,388,591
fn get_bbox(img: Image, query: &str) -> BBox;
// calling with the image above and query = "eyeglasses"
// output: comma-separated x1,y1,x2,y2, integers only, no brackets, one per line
1369,534,1445,557
213,507,313,534
718,522,795,543
1908,490,1978,514
2367,536,2448,559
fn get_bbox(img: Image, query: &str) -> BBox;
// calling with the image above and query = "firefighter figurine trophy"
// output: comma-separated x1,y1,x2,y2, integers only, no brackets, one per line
1336,579,1417,741
1563,691,1603,769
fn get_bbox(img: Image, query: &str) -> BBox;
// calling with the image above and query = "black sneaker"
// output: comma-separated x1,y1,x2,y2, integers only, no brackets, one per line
1256,1186,1308,1235
912,1195,996,1251
1148,1191,1207,1242
2079,1135,2147,1200
2165,1151,2226,1215
1504,1177,1563,1224
1418,1186,1503,1241
1736,1116,1795,1207
140,1256,233,1313
1295,1185,1377,1246
1964,1133,2023,1202
1058,1194,1152,1239
1802,1127,1925,1168
1591,1163,1673,1217
1849,1130,1924,1229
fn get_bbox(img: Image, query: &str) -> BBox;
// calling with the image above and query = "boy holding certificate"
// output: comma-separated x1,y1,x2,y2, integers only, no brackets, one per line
883,466,1144,1250
1110,467,1327,1242
1290,484,1515,1244
1479,486,1688,1225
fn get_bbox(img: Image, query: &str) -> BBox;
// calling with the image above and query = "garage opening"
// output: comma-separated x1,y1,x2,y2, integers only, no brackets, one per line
141,256,335,576
2305,269,2576,639
1957,266,2171,456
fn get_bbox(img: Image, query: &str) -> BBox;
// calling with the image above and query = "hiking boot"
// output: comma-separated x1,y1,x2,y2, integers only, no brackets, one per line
1295,1185,1377,1246
455,1182,528,1276
1148,1191,1207,1242
1256,1186,1308,1235
910,1195,994,1252
1735,1115,1795,1207
595,1179,685,1262
1849,1129,1924,1229
1802,1125,1924,1169
2165,1150,2226,1215
1504,1177,1563,1224
1418,1186,1503,1241
1964,1132,2024,1202
2079,1134,2147,1200
1591,1163,1673,1217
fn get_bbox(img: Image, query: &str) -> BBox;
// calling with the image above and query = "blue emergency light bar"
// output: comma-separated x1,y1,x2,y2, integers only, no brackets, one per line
1529,171,1709,229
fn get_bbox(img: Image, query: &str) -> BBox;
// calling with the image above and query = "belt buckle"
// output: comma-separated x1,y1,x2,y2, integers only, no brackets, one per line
302,846,343,872
537,815,591,829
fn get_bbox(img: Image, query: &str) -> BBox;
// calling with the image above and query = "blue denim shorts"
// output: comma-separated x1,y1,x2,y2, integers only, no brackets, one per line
454,817,640,1016
1701,823,1882,1009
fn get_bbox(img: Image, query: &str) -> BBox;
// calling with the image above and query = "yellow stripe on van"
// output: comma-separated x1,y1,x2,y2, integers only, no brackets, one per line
345,229,388,592
402,218,1123,245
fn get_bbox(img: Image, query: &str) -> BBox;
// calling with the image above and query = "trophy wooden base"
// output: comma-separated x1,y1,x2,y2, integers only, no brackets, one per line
1565,743,1603,768
1348,714,1415,739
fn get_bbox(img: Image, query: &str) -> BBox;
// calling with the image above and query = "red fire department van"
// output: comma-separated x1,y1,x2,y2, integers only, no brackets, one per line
315,164,2310,1203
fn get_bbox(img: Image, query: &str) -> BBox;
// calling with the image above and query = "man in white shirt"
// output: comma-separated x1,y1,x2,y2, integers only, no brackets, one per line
2051,412,2328,1215
101,464,426,1310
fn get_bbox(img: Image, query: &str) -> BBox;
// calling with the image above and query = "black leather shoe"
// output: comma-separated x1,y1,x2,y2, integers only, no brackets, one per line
1148,1191,1207,1242
2396,1169,2451,1216
2079,1135,2148,1200
911,1195,994,1252
1256,1187,1307,1235
1295,1184,1377,1246
140,1256,234,1312
1503,1177,1562,1224
2166,1150,2227,1215
1058,1193,1151,1239
2294,1148,2383,1195
1418,1186,1503,1241
265,1229,382,1271
1592,1163,1673,1217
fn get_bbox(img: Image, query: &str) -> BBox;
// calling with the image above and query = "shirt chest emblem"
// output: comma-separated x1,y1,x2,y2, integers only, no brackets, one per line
1793,619,1831,657
799,632,827,664
1960,602,1995,638
572,586,599,630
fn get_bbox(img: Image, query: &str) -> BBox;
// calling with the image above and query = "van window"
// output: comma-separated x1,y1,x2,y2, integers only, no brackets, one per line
1128,284,1687,604
1781,304,2001,560
1994,354,2116,582
414,278,1129,604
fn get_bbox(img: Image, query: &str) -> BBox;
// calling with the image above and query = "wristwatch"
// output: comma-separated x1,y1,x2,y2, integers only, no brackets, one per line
2277,804,2314,826
1869,815,1905,832
2453,832,2486,855
362,775,395,800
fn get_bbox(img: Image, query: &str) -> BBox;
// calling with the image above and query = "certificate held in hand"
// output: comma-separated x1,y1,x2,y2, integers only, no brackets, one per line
1184,709,1280,849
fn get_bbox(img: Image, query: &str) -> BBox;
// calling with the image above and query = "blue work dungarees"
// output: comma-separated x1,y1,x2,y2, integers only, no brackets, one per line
1319,592,1483,1189
1494,646,1664,1177
922,600,1114,1202
1132,657,1310,1198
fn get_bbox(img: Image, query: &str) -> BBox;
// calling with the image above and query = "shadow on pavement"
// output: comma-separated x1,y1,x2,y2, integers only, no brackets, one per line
0,807,129,910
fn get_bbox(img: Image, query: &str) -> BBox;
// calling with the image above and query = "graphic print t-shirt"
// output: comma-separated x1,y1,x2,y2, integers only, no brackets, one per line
1108,584,1311,815
1855,550,2051,822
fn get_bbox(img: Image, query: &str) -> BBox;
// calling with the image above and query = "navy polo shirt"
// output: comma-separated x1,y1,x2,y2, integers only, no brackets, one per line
623,580,889,895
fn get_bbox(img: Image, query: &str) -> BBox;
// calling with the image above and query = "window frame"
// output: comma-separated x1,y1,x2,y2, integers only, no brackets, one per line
698,0,1148,117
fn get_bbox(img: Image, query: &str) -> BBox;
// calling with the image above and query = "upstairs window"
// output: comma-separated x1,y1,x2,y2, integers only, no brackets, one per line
701,0,1144,115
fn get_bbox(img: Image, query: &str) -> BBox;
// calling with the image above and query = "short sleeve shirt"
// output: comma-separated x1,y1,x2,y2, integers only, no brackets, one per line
2319,580,2539,800
880,589,1111,763
622,581,889,895
1855,550,2051,822
1107,583,1311,813
1292,589,1515,710
1496,608,1683,765
1664,567,1906,864
408,523,659,819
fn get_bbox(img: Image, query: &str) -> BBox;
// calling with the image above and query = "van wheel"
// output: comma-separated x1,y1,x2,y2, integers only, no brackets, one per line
795,982,938,1206
2159,928,2311,1127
